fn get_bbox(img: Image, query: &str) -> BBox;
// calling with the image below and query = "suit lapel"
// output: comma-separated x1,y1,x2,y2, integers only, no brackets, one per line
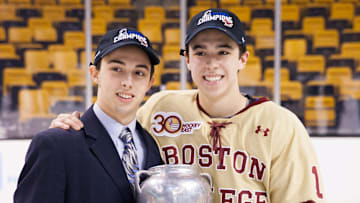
81,106,133,194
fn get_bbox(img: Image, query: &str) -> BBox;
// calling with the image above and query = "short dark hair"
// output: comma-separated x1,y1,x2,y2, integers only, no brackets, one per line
95,59,155,80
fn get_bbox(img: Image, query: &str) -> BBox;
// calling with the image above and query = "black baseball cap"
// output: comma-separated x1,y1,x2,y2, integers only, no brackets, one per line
183,8,246,53
93,27,160,66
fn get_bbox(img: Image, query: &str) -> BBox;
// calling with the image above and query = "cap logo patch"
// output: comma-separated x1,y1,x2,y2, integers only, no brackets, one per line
197,10,233,28
113,28,148,47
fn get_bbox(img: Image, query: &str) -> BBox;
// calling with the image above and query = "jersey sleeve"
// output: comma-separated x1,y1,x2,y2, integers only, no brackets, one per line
14,132,66,203
269,111,326,203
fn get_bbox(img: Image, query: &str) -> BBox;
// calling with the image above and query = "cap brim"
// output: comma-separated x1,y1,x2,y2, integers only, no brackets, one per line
185,25,243,46
98,41,160,66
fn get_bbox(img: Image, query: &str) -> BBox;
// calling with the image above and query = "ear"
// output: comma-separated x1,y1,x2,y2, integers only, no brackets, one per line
184,51,191,71
238,51,250,71
89,65,99,84
147,75,155,91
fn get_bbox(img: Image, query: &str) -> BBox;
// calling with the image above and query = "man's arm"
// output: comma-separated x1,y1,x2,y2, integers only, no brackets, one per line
14,132,66,203
49,111,83,130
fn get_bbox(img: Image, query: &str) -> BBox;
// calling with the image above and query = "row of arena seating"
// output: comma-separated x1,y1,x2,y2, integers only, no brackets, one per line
1,0,360,137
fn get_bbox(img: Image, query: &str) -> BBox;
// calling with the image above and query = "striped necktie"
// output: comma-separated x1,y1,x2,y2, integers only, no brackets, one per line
119,127,139,189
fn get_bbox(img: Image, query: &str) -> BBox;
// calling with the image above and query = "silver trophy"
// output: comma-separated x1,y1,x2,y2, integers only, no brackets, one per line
135,164,213,203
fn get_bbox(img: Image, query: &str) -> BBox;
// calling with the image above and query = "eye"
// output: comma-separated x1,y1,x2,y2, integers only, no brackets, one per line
135,70,146,77
194,51,205,56
112,67,122,72
219,50,229,55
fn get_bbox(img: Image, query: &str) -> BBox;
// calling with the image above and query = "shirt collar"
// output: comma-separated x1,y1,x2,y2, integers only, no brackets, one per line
93,102,137,139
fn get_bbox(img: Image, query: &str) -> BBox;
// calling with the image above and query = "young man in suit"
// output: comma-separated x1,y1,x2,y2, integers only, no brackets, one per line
14,27,163,203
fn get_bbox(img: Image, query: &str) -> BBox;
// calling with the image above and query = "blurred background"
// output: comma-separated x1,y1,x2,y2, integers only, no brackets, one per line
0,0,360,202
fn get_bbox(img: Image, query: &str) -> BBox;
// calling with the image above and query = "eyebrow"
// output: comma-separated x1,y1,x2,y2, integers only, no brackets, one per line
191,43,234,50
108,59,150,70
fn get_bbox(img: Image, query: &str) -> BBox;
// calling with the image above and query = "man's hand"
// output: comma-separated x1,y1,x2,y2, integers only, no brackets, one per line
49,111,84,130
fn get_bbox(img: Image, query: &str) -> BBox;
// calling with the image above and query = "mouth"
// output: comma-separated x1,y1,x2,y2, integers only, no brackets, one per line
116,92,134,101
203,75,224,82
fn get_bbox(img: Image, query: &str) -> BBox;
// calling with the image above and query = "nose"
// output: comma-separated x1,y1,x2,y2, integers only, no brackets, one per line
120,73,133,89
205,55,219,70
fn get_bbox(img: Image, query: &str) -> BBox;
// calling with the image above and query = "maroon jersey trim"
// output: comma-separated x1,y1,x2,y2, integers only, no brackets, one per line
196,95,270,118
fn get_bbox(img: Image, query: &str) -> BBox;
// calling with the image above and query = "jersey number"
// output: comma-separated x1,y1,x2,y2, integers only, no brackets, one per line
312,166,323,199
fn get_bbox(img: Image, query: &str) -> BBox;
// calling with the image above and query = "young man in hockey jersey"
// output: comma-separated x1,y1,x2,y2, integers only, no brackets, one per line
50,9,325,203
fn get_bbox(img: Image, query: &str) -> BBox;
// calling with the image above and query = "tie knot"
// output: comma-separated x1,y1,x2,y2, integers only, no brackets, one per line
119,127,132,144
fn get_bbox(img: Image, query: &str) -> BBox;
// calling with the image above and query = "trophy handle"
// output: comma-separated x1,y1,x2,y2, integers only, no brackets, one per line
135,170,152,194
200,172,213,191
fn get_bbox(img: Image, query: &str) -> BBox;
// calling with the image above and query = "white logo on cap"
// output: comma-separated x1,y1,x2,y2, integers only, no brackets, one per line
113,28,148,47
197,10,233,28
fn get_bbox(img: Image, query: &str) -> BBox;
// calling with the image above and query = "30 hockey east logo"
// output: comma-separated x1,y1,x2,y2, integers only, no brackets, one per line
197,10,233,28
151,112,202,137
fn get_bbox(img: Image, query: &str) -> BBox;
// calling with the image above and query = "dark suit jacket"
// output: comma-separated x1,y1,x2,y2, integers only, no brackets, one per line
14,106,163,203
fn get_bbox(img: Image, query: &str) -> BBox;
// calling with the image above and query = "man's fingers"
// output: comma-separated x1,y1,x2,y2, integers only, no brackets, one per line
72,111,81,119
68,115,84,130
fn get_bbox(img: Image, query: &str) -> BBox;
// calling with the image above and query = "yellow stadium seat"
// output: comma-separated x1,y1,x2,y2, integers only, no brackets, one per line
0,27,5,41
93,5,115,21
228,6,251,27
19,89,55,122
283,38,307,61
243,0,263,6
34,0,57,5
189,6,211,19
108,0,131,6
220,0,241,7
313,0,334,3
280,81,303,101
41,81,69,101
51,50,78,74
42,5,68,22
162,45,180,65
67,69,87,88
144,6,165,23
305,96,336,127
196,0,217,7
7,0,31,5
8,27,32,44
330,3,354,22
326,66,352,87
264,68,290,82
312,29,339,54
341,42,360,60
353,16,360,31
89,19,107,36
302,16,325,36
250,18,273,35
80,50,95,69
137,19,162,44
291,0,311,4
281,4,300,25
33,27,58,43
339,80,360,99
2,68,35,96
0,44,19,59
164,28,180,45
297,55,325,75
25,50,50,73
0,4,22,22
255,32,275,51
238,57,262,85
64,31,85,49
246,44,255,57
58,0,81,5
28,18,53,33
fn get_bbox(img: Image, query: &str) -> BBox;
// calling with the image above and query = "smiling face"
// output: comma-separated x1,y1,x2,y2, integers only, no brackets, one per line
90,45,154,125
186,29,249,101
